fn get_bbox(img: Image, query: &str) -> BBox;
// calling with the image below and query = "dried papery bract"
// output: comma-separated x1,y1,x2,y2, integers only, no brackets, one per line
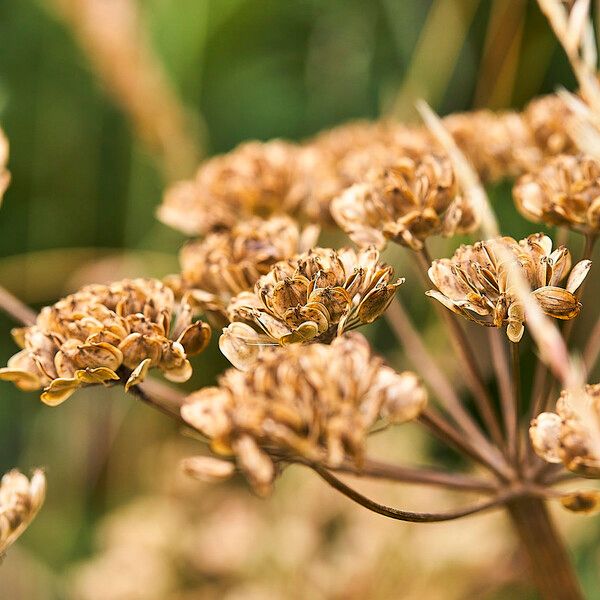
182,334,427,495
51,0,201,180
0,279,211,405
426,233,590,342
170,216,319,317
0,469,46,555
531,383,600,477
0,127,10,205
514,154,600,236
331,154,477,251
158,140,307,236
219,246,404,369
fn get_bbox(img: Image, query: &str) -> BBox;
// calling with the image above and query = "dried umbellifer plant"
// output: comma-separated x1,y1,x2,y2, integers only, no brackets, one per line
5,2,600,599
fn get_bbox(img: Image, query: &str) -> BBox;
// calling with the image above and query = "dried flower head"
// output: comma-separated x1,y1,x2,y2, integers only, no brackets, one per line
530,384,600,477
442,110,541,182
157,140,305,236
0,469,46,555
513,154,600,235
182,334,427,495
427,233,591,342
171,216,319,316
331,155,477,250
0,279,211,405
219,247,403,369
524,94,577,156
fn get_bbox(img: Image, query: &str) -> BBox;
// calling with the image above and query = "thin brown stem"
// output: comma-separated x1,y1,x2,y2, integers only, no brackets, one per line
510,341,521,468
0,285,36,326
488,329,513,456
507,496,583,600
312,465,514,523
385,297,503,465
584,318,600,375
415,247,505,449
125,379,185,423
419,408,513,481
326,457,498,493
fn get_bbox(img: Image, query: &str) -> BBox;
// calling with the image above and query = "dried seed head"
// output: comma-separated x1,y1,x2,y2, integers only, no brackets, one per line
0,279,211,404
524,94,577,156
182,334,426,494
427,233,590,342
530,384,600,477
513,154,600,235
219,247,404,369
331,154,477,250
158,140,306,235
172,216,319,316
0,469,46,555
442,110,542,182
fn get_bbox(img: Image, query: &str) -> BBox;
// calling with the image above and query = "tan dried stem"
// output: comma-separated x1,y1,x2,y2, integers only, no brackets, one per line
50,0,202,180
313,465,521,523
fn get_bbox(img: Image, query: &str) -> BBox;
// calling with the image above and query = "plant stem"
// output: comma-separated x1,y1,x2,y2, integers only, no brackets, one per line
488,329,513,456
415,247,505,449
327,458,498,493
385,297,505,470
507,496,583,600
510,340,521,467
313,465,513,523
0,285,36,326
420,407,513,480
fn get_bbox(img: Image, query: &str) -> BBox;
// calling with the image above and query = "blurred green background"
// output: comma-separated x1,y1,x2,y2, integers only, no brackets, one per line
1,1,599,599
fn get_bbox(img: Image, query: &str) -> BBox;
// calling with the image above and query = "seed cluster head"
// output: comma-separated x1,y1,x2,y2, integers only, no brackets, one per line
530,384,600,477
170,216,319,316
158,140,306,236
513,154,600,236
523,94,577,157
0,469,46,555
0,279,211,405
331,154,477,250
181,333,427,495
219,246,403,369
427,233,591,342
442,109,542,182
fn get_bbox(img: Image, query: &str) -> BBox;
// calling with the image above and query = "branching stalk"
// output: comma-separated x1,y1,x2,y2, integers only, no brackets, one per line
312,465,515,523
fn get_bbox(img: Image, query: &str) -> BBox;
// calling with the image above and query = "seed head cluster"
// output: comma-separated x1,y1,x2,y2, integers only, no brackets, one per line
182,334,426,495
0,279,211,405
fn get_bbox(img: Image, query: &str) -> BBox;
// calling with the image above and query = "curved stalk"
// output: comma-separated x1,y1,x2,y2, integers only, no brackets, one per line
313,465,513,523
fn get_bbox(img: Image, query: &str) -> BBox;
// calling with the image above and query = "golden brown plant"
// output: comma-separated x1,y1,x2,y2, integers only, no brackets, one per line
182,333,426,495
331,154,476,250
426,233,591,342
0,469,46,556
169,216,319,317
442,109,542,182
0,279,210,405
530,383,600,477
523,94,577,157
158,140,306,235
514,154,600,236
219,246,403,369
